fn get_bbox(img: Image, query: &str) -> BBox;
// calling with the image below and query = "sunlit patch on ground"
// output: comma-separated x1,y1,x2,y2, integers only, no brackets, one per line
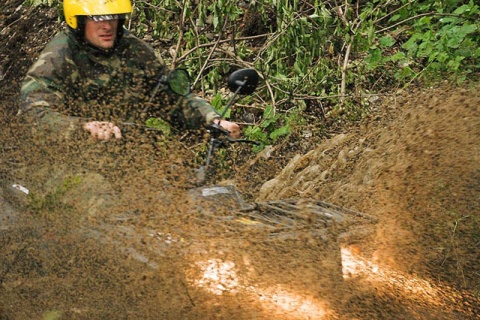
341,246,444,306
253,286,329,319
192,259,241,295
189,258,332,319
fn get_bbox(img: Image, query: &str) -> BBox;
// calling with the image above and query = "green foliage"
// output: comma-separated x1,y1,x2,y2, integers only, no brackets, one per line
25,0,56,6
131,0,477,150
399,1,479,80
29,176,82,212
25,0,480,149
43,310,62,320
145,117,171,135
244,104,306,151
210,92,232,117
25,0,63,20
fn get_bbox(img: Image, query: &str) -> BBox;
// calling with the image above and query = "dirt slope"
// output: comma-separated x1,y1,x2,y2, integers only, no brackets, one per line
259,84,480,286
1,2,479,319
258,84,480,313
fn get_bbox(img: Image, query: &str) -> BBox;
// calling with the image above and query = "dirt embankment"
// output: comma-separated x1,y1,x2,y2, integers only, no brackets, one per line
259,84,480,294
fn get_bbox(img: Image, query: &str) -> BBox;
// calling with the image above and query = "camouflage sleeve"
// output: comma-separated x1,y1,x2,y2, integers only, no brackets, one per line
19,32,80,136
175,93,220,129
126,34,221,129
148,74,220,130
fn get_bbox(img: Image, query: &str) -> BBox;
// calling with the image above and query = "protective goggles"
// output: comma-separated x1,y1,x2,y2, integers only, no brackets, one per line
87,14,127,21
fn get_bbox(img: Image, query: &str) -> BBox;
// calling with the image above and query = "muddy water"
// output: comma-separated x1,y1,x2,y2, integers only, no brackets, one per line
0,120,344,319
2,103,479,319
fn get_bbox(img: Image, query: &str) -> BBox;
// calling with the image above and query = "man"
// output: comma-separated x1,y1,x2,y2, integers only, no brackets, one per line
15,0,242,216
19,0,240,140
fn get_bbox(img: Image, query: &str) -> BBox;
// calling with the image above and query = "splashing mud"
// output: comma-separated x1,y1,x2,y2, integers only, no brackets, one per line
1,3,479,319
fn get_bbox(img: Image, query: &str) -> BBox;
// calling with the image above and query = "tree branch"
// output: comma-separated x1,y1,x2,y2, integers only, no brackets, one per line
376,12,460,34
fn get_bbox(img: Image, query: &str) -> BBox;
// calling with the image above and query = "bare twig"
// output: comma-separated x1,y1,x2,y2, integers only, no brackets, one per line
0,64,12,81
127,3,134,30
376,12,460,34
333,2,354,104
192,20,228,88
1,6,35,36
171,0,189,67
189,16,204,91
374,0,413,25
134,0,176,14
175,34,269,63
0,17,22,34
255,12,302,61
340,42,352,103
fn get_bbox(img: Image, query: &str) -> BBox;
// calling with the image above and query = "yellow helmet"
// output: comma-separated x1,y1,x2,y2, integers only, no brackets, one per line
64,0,133,29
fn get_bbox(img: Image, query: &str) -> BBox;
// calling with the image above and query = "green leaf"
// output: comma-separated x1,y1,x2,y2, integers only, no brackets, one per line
145,118,171,135
293,60,304,75
211,93,223,110
379,36,395,47
263,105,275,119
389,51,406,62
43,310,62,320
416,16,432,27
446,36,462,49
367,48,382,65
367,26,375,43
453,5,470,15
389,14,401,22
394,66,414,80
270,125,291,140
439,17,459,24
402,35,419,54
435,52,449,63
459,23,478,36
417,41,433,57
244,126,267,142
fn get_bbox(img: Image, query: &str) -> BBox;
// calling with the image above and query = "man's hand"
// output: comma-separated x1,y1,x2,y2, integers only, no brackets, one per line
213,119,241,139
83,121,122,140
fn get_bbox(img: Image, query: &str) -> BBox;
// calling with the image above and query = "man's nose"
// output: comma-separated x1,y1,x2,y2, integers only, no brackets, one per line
99,20,116,29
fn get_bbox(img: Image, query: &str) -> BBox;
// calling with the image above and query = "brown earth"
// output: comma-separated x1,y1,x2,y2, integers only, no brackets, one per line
1,2,479,319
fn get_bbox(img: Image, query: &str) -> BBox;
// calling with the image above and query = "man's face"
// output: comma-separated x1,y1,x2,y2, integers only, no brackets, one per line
84,18,118,50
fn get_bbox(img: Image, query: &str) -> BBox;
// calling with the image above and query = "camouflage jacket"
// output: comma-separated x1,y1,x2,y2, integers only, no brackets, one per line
19,28,220,135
